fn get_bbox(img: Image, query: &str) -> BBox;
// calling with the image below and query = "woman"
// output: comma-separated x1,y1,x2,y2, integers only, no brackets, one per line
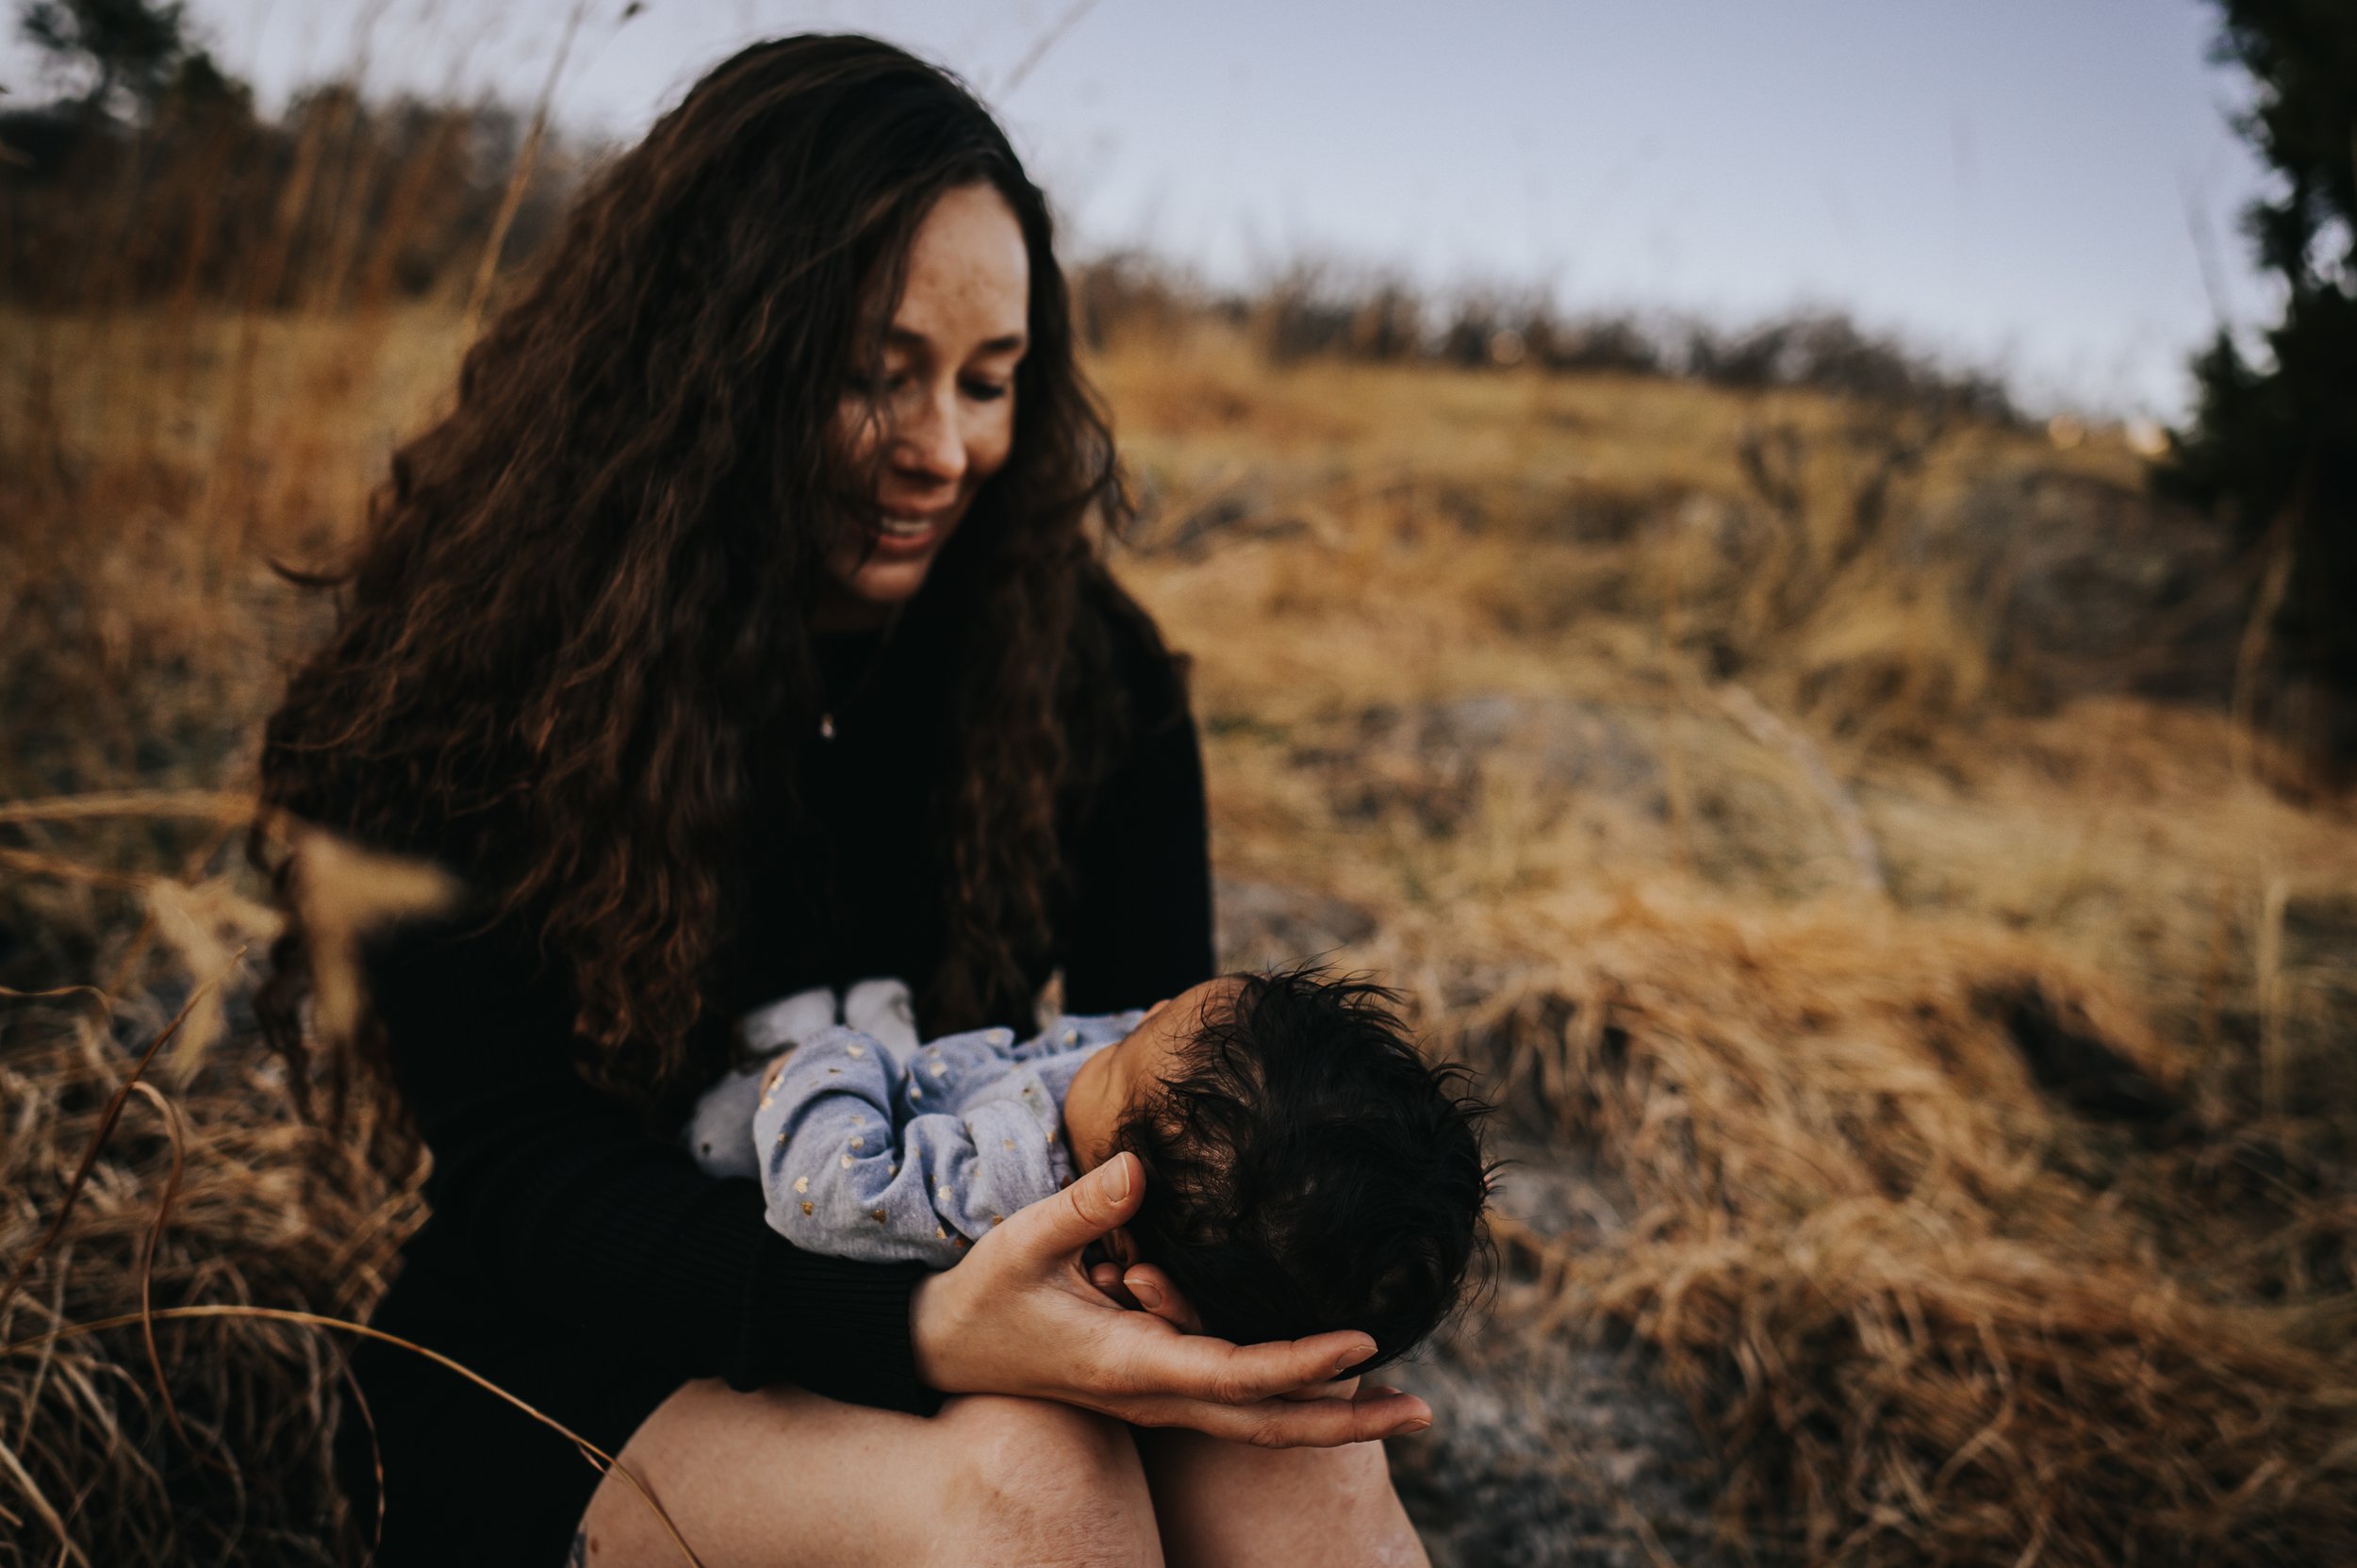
256,34,1433,1567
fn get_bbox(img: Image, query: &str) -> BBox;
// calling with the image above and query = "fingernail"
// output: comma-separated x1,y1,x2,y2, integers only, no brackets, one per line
1128,1275,1163,1311
1336,1345,1374,1376
1400,1417,1432,1435
1106,1154,1131,1203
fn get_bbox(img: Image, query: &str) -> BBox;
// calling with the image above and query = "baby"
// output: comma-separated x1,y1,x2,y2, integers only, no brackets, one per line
689,966,1490,1366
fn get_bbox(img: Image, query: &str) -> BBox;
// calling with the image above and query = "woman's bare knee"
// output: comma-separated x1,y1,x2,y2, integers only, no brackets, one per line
1136,1428,1425,1568
931,1396,1161,1566
573,1384,1162,1567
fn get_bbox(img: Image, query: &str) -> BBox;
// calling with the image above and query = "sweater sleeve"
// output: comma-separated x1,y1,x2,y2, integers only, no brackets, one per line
753,1026,1068,1268
1060,697,1219,1014
366,913,943,1416
754,1025,972,1268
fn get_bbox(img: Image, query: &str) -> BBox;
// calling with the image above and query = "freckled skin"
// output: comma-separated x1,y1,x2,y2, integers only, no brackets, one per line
818,183,1030,630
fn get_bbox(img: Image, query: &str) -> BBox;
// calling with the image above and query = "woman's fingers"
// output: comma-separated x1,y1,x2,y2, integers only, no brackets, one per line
1009,1151,1143,1261
1117,1263,1203,1331
1087,1261,1140,1310
1108,1318,1376,1406
1126,1385,1432,1448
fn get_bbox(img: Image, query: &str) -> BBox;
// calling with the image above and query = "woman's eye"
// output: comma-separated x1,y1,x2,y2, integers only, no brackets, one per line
962,379,1011,403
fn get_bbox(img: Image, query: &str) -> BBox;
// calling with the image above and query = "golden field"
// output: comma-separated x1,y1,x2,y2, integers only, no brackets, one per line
4,299,2355,1565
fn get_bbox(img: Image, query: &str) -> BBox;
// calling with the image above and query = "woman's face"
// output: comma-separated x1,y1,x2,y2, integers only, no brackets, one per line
821,181,1031,628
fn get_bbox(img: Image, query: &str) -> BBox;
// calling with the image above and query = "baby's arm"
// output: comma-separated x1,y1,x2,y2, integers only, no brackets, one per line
753,1026,1060,1266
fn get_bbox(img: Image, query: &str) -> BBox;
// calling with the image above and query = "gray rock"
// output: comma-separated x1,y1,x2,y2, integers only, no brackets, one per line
1300,691,1871,899
1394,1338,1724,1568
1927,471,2241,703
1307,695,1670,835
1214,877,1379,970
1393,1137,1724,1566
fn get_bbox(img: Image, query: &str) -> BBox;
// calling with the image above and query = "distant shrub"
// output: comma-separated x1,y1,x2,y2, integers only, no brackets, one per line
1,8,585,314
1525,312,1665,375
1072,248,1190,349
2159,0,2357,746
1245,266,1426,363
1684,310,2017,422
1073,255,2014,421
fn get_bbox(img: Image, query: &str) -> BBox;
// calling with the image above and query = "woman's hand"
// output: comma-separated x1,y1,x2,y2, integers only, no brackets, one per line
1087,1254,1364,1403
910,1152,1431,1447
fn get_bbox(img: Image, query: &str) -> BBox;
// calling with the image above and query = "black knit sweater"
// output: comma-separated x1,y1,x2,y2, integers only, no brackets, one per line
336,587,1214,1562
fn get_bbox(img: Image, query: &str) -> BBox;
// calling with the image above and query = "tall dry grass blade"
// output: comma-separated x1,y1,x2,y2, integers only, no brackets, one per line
1,1308,705,1568
993,0,1102,97
1716,681,1886,897
0,984,112,1008
0,1432,93,1568
0,844,153,889
460,1,588,339
124,1078,226,1477
2256,873,2289,1129
338,1356,387,1563
0,955,237,1322
284,827,460,1048
2231,509,2297,782
0,790,255,827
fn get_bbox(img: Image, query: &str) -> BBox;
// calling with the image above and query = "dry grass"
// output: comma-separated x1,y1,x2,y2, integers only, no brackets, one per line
1387,890,2354,1564
0,975,411,1564
4,298,2354,1565
1106,319,2357,1563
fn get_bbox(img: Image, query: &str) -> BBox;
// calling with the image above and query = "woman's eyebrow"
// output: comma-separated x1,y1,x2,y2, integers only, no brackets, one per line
885,325,1027,356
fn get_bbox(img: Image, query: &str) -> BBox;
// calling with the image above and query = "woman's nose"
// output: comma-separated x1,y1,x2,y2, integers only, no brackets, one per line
892,382,966,486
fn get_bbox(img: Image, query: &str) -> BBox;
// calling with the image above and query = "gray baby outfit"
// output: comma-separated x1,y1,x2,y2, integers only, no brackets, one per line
687,982,1142,1267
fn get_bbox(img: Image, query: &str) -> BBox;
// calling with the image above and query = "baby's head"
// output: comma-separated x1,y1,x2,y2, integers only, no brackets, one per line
1062,966,1490,1368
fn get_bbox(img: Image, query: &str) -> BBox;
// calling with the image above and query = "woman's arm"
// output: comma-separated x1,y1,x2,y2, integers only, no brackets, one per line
370,914,1425,1444
366,913,940,1415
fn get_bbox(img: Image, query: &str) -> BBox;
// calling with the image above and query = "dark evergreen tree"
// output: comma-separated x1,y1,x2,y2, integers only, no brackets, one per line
17,0,237,120
2161,1,2357,736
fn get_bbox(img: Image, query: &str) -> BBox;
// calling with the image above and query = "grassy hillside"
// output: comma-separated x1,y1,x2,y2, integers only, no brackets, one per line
4,302,2354,1565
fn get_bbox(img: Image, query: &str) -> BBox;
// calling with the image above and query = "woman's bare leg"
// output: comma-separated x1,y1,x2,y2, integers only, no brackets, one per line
1134,1428,1428,1568
575,1382,1163,1568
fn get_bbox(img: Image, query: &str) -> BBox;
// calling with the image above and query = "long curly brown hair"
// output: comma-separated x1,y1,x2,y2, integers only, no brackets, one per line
255,35,1146,1124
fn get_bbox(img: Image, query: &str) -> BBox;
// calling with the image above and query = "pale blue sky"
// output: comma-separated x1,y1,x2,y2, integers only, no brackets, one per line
6,0,2276,418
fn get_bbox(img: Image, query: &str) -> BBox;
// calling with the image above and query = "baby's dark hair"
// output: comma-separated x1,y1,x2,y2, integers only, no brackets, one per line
1114,966,1491,1368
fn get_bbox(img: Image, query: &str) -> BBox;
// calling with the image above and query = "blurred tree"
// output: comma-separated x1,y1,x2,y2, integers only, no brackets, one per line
17,0,239,121
2162,0,2357,739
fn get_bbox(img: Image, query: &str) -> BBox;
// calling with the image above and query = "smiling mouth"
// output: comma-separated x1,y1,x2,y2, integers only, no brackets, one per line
858,509,949,560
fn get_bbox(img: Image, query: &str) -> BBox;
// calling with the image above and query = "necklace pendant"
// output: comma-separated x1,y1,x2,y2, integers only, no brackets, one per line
818,712,836,741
